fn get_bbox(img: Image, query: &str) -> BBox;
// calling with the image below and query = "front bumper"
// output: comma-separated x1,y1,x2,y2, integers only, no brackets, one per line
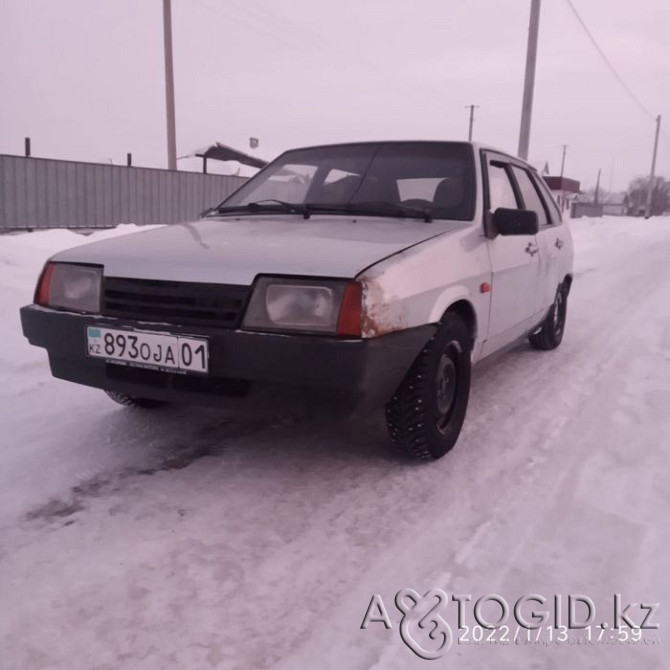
20,305,435,409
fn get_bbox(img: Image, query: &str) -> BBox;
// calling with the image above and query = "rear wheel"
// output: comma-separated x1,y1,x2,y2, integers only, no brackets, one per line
104,391,166,409
385,313,472,460
529,281,569,350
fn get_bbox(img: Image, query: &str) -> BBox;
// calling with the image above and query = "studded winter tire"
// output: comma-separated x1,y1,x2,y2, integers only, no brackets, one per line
529,281,569,351
385,313,472,460
104,391,166,409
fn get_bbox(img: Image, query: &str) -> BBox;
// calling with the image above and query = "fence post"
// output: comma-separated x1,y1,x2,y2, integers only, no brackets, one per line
25,137,31,157
127,153,132,167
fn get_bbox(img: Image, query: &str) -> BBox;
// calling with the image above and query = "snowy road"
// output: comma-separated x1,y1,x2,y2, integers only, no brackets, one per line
1,218,668,669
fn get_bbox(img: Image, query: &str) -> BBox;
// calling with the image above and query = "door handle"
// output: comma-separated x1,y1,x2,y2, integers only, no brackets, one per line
525,242,539,256
555,238,564,250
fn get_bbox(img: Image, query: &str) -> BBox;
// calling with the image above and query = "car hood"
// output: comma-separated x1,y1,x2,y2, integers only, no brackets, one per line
52,215,466,285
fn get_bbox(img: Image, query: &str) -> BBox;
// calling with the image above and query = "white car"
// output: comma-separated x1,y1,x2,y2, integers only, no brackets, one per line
21,141,573,460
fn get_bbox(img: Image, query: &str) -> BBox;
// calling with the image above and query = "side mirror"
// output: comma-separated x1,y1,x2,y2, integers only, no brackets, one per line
494,208,539,236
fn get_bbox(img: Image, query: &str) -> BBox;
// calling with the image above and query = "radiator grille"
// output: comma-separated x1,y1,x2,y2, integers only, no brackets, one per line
102,277,249,329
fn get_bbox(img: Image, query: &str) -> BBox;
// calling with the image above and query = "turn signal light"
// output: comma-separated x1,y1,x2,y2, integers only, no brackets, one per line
336,282,363,337
35,262,55,306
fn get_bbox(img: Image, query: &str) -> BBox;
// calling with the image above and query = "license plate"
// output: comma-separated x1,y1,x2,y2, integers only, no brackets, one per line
86,326,209,374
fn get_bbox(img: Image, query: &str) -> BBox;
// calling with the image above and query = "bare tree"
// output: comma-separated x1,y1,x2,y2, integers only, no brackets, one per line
628,176,669,216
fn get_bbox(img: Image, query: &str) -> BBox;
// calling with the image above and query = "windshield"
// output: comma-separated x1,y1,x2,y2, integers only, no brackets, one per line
217,142,476,222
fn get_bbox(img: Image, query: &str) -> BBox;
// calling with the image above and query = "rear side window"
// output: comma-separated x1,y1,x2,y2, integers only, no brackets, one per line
534,175,563,224
511,167,549,226
487,163,519,210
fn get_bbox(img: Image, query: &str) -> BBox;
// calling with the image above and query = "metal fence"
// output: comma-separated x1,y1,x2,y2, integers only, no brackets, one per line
0,154,248,230
571,202,604,218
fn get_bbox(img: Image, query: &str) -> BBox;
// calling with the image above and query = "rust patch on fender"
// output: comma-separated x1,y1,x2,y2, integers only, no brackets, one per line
360,279,407,337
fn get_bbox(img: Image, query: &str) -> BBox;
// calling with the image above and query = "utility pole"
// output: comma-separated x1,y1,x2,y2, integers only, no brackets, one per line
594,168,602,205
644,115,662,218
560,144,568,178
163,0,177,170
517,0,541,160
465,105,479,141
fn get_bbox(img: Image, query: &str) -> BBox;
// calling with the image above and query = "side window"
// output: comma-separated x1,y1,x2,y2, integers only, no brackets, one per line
511,166,549,226
534,175,563,224
487,163,519,210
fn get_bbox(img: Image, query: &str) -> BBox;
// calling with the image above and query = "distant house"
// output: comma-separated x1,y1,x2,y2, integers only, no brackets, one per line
561,189,629,219
570,191,604,218
601,193,629,216
571,202,603,218
544,176,581,217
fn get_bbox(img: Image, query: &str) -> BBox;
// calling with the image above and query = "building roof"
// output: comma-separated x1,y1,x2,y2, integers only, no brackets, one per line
545,176,581,194
183,142,268,169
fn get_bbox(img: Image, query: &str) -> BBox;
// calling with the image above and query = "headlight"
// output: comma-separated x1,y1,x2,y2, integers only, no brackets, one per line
242,277,362,336
35,262,102,313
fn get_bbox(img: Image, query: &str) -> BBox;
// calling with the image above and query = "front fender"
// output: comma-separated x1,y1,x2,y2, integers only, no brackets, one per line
428,285,474,324
357,225,490,344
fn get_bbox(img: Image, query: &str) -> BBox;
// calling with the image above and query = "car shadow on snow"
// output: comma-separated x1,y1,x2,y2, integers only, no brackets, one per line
22,337,565,528
21,391,399,526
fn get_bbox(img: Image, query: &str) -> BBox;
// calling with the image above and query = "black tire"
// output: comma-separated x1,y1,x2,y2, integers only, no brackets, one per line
104,391,166,409
529,282,569,351
385,313,472,460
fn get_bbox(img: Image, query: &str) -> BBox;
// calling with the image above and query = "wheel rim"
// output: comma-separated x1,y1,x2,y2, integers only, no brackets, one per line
435,340,461,433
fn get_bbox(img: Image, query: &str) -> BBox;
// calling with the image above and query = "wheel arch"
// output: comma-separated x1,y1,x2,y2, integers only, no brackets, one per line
442,299,478,350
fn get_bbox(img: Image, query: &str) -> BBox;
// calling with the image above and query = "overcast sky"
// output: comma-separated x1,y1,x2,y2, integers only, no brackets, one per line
1,0,668,191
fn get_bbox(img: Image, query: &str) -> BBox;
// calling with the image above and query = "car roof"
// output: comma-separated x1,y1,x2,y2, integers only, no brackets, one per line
471,142,538,171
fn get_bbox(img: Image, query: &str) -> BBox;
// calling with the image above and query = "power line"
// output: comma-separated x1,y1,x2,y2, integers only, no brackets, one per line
196,0,470,125
564,0,655,121
197,0,305,54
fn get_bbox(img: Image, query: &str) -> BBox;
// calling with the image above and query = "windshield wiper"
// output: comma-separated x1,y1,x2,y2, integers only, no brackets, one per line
216,199,311,219
213,199,431,222
303,201,432,222
352,201,433,222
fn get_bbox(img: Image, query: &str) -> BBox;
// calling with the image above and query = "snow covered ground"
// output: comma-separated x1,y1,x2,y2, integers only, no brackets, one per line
1,217,668,669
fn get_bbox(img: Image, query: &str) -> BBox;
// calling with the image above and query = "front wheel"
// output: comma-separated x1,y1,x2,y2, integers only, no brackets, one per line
385,313,472,460
529,282,569,350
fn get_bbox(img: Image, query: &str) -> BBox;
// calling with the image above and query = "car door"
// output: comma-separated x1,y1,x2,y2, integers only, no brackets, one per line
531,173,572,312
481,154,541,357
